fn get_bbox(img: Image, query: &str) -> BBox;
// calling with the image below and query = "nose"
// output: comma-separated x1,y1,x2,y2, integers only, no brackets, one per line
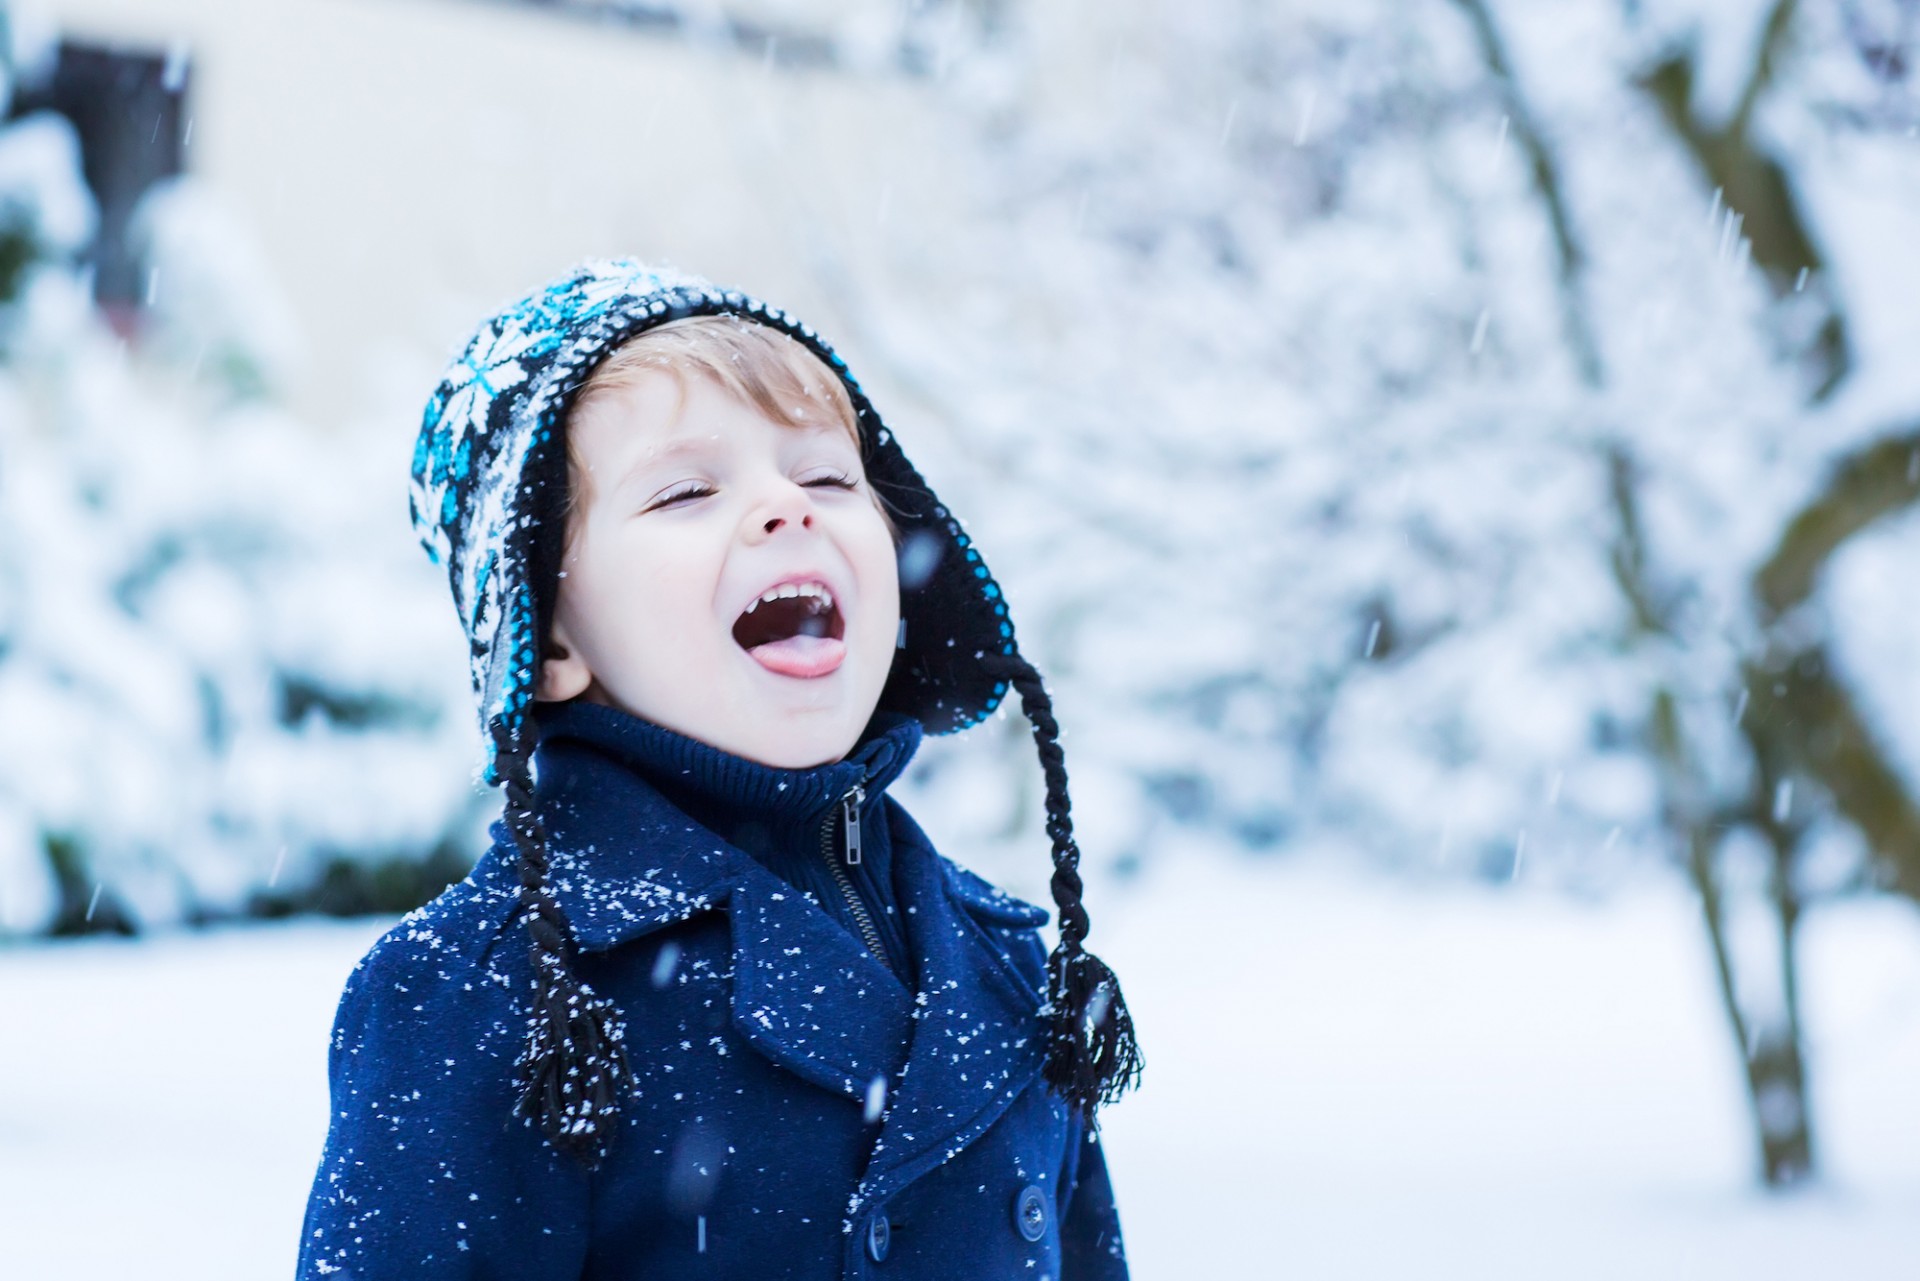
749,477,816,540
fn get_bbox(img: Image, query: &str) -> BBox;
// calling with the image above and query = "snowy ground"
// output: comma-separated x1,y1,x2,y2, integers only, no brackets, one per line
4,848,1918,1279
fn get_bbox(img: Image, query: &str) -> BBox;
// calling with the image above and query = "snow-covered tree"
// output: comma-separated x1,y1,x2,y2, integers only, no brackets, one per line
754,0,1919,1188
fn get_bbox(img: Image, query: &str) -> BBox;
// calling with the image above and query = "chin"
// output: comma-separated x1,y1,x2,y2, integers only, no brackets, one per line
738,720,861,770
735,674,890,771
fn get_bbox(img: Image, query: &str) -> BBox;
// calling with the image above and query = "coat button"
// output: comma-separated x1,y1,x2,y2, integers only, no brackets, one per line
1013,1184,1048,1243
867,1210,891,1262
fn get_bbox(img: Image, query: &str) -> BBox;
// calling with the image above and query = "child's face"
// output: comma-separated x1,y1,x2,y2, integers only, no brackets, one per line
538,366,901,769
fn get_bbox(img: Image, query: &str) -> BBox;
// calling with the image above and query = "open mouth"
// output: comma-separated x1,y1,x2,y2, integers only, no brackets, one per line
731,581,847,678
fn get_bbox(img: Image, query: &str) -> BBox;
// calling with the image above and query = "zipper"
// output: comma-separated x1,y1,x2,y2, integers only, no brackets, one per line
820,778,887,961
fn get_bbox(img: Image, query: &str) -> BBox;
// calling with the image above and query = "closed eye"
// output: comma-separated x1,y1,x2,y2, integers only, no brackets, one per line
650,472,859,510
651,483,715,509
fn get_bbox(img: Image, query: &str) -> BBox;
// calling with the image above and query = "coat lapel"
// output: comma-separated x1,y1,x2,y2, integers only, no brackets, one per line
481,737,917,1103
853,800,1051,1210
722,857,915,1097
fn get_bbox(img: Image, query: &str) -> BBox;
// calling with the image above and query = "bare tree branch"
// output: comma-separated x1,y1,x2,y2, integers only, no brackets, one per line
1634,0,1849,395
1731,0,1803,146
1745,426,1920,900
1754,428,1920,619
1743,648,1920,900
1449,0,1605,388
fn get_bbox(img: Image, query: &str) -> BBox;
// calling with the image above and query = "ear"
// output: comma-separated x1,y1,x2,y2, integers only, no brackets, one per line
536,612,593,703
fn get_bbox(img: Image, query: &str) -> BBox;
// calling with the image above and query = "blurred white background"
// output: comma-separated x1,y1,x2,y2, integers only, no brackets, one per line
1,0,1917,1275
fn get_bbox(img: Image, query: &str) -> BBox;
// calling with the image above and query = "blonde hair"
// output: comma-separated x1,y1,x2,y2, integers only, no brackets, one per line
564,313,899,542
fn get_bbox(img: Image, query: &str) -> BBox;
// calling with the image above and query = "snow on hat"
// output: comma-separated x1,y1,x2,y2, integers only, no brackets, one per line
409,258,1139,1162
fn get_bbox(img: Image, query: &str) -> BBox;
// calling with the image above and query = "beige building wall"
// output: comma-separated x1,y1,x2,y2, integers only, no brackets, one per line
36,0,964,432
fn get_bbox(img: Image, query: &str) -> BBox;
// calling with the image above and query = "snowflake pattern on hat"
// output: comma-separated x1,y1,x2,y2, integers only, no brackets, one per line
410,258,1017,783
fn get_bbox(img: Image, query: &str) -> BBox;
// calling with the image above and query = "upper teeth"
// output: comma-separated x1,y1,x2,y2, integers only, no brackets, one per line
744,581,833,613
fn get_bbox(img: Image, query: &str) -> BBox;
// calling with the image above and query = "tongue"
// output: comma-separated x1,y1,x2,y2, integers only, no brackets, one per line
746,633,846,678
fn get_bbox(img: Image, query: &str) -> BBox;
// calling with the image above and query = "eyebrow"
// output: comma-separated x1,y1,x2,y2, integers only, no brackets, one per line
615,436,718,494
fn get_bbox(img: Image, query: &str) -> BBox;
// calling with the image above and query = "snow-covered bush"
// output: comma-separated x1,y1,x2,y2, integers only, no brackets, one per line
0,24,485,936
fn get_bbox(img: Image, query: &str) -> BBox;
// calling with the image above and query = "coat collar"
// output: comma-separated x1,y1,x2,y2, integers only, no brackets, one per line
532,698,925,839
471,699,1054,1202
512,698,920,951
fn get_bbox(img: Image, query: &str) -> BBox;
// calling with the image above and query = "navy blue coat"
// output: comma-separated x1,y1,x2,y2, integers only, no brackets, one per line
297,702,1128,1279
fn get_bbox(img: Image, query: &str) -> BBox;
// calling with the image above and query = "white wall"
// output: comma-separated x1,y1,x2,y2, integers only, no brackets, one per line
36,0,963,431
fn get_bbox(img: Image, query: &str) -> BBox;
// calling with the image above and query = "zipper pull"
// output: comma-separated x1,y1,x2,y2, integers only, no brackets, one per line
843,783,866,865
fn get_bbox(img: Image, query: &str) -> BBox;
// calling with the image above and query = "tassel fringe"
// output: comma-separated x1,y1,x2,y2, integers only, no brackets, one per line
512,936,631,1166
1045,945,1145,1123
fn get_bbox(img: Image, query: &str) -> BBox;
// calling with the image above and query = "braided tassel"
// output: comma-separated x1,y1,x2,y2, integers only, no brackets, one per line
496,725,632,1166
984,653,1145,1123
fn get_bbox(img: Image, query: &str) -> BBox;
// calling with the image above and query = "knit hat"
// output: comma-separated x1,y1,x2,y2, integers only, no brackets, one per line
410,258,1140,1162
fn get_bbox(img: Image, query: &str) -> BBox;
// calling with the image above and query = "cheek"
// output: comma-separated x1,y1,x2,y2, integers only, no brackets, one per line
853,520,902,627
569,524,722,655
640,555,725,642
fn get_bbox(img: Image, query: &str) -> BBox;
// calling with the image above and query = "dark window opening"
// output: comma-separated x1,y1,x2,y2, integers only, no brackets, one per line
11,39,190,335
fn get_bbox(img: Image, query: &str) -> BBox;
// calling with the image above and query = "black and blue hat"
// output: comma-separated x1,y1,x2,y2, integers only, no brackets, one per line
409,258,1139,1162
409,259,1017,782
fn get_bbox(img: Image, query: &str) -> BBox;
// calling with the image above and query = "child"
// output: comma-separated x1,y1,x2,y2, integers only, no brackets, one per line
297,259,1142,1279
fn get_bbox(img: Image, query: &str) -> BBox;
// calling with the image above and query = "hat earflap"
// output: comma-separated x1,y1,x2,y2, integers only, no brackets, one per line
493,718,632,1167
981,651,1145,1124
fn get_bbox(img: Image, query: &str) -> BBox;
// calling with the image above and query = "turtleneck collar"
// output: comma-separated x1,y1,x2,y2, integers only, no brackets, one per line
529,698,925,831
